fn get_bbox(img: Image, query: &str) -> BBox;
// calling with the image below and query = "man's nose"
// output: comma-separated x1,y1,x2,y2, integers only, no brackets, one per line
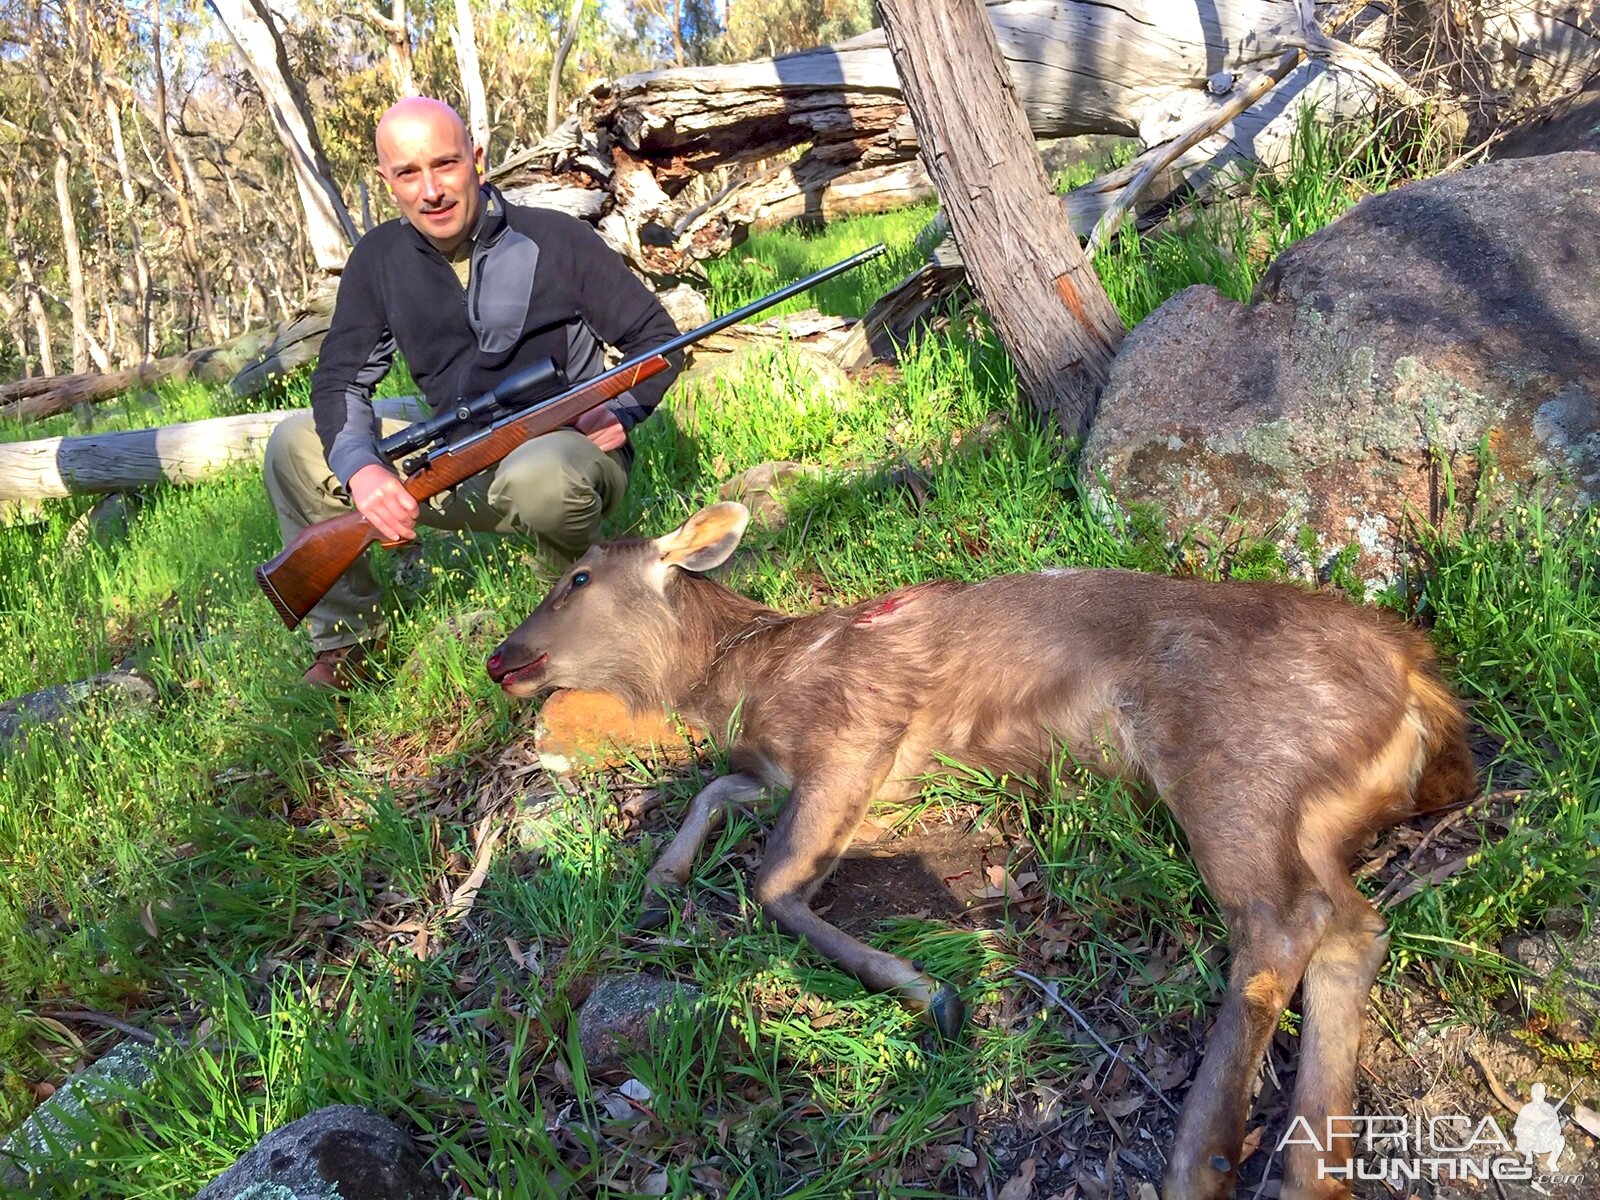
420,169,444,199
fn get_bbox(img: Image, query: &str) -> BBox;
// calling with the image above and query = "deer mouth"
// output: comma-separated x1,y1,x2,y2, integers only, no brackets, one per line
487,650,549,694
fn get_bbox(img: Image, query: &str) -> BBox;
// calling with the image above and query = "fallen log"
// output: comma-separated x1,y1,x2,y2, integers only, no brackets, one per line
0,397,419,504
491,0,1598,275
1,289,338,422
0,669,158,754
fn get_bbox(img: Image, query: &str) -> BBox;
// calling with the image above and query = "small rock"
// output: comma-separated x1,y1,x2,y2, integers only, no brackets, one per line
719,460,825,528
192,1105,448,1200
576,975,705,1079
1503,920,1600,1040
534,689,704,775
656,284,713,334
1,1042,157,1186
64,493,140,552
0,668,159,754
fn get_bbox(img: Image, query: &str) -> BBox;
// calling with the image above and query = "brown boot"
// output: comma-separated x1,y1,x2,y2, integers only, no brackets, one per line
301,639,384,693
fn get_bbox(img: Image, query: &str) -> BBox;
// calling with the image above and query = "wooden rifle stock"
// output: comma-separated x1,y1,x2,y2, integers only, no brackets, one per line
255,355,668,629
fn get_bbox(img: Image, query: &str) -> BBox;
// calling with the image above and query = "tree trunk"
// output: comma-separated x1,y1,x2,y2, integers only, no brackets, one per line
148,4,221,342
875,0,1123,438
547,0,585,135
0,398,419,503
32,16,100,375
207,0,359,273
386,0,416,95
452,0,491,159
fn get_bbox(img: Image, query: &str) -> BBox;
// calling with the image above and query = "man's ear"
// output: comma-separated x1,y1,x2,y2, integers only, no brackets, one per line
656,503,750,573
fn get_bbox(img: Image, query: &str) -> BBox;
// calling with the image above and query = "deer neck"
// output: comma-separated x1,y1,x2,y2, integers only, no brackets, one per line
664,574,788,732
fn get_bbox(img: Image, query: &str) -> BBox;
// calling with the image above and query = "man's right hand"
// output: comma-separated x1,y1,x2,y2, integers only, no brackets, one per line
348,463,420,542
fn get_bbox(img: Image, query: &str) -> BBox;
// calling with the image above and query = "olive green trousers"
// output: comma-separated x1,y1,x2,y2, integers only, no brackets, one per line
262,403,628,651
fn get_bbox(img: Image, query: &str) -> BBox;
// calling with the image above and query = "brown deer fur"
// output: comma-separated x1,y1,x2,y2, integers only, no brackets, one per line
487,503,1476,1200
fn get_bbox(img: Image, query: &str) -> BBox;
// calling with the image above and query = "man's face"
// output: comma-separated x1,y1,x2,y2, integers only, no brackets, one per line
375,110,484,255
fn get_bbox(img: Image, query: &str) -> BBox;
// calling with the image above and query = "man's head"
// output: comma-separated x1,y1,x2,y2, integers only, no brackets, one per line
375,97,484,255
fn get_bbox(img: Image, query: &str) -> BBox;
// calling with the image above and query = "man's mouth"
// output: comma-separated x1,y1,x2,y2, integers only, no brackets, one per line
421,201,456,222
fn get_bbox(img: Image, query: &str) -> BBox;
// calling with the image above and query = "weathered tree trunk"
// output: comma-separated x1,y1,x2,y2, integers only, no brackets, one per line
876,0,1124,438
207,0,360,273
0,398,417,504
452,0,491,158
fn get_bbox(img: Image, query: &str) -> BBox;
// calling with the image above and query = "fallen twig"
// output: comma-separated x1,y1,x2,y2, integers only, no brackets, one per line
1015,969,1180,1115
33,1009,162,1047
1467,1047,1524,1115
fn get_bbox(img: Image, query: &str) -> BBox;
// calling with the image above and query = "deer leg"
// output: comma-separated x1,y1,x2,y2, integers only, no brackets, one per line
637,772,766,930
1279,880,1390,1200
751,772,964,1039
1164,889,1332,1200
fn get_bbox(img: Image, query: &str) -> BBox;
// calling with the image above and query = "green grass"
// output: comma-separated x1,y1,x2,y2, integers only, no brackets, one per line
1,118,1594,1195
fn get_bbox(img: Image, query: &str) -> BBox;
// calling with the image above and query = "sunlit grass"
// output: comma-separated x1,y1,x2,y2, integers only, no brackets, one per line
1,117,1592,1194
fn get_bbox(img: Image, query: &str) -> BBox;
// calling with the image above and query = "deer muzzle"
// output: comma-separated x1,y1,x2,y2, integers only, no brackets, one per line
486,647,550,695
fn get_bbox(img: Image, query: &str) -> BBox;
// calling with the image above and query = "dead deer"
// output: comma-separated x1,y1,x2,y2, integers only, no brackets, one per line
486,502,1476,1200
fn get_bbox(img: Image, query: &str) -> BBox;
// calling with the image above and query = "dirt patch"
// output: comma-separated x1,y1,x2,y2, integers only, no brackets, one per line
815,818,1011,934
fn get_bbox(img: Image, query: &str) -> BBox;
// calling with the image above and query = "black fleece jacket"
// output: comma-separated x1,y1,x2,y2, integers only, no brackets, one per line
310,184,682,486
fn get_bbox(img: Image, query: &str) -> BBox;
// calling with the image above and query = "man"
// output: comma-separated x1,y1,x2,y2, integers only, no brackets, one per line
264,96,682,689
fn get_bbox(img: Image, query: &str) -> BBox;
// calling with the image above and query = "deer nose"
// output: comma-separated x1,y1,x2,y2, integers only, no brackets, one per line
486,650,505,681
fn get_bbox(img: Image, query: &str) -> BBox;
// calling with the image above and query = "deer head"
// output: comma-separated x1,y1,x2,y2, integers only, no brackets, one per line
486,502,751,704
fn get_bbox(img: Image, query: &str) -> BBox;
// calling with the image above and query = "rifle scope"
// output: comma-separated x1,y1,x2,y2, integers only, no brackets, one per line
377,357,562,460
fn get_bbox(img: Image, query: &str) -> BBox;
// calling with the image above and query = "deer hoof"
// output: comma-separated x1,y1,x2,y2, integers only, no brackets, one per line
928,984,966,1042
636,892,673,931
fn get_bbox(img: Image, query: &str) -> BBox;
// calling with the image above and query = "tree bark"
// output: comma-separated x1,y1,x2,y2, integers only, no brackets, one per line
876,0,1124,438
547,0,586,135
452,0,492,158
0,398,419,503
207,0,360,273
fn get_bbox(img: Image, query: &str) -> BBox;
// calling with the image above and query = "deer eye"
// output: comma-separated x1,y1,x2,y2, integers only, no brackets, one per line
571,571,591,589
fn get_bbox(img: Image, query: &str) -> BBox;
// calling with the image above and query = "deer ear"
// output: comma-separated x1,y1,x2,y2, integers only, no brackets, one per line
656,502,750,573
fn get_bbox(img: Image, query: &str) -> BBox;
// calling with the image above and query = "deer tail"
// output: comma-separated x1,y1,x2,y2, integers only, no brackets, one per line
1407,661,1477,813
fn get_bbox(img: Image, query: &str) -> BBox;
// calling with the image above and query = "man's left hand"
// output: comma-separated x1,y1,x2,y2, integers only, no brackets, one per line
574,406,626,453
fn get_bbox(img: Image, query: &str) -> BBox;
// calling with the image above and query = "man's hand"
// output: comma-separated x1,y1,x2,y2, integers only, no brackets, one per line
348,463,420,542
574,406,626,453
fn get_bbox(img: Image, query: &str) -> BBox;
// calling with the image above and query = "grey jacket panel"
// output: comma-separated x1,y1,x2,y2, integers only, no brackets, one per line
471,226,539,355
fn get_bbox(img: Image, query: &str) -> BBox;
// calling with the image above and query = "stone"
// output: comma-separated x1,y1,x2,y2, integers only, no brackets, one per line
192,1105,448,1200
656,283,713,333
1503,916,1600,1042
718,460,825,528
575,974,705,1079
0,668,159,754
1,1042,156,1187
1081,151,1600,593
534,688,704,775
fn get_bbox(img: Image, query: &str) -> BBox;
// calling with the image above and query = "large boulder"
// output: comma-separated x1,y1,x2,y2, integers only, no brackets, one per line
1081,151,1600,591
193,1105,448,1200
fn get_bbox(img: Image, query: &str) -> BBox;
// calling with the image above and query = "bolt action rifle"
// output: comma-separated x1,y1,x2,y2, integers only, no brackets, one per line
255,243,887,629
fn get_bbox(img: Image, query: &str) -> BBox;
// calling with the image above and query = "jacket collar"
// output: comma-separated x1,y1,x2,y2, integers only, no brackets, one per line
405,183,508,255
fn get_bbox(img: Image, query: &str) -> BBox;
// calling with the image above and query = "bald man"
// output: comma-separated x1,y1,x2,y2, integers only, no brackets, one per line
264,98,682,690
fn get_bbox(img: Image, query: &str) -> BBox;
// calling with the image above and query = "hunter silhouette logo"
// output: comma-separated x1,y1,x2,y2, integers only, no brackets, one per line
1513,1083,1567,1171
